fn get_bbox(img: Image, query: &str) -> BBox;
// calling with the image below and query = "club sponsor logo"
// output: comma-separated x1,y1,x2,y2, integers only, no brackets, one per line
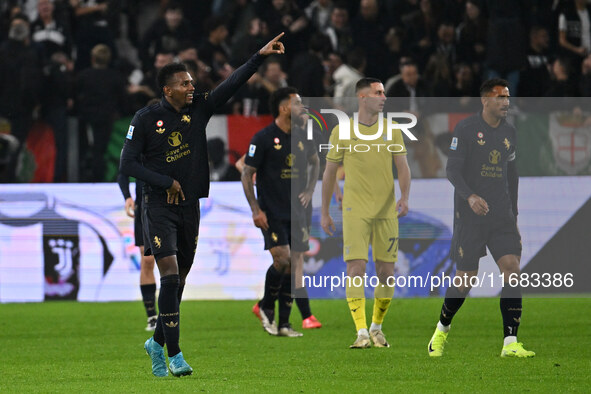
168,131,182,147
285,153,294,167
489,149,501,164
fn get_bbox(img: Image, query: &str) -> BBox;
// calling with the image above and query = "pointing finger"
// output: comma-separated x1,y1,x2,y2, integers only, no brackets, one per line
272,32,285,42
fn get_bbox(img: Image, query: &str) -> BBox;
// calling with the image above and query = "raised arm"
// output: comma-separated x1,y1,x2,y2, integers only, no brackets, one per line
208,33,286,109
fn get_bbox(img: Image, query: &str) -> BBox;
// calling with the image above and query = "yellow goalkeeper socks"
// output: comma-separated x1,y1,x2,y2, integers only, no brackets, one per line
372,281,395,325
346,277,366,331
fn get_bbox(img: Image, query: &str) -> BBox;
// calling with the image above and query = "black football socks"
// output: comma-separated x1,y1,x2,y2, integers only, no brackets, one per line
158,274,181,357
177,282,185,304
439,285,468,326
278,273,293,327
140,283,157,318
295,286,312,320
500,284,522,338
261,265,282,312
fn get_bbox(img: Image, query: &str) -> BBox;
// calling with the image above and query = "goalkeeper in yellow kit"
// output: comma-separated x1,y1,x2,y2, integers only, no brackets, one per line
321,77,411,348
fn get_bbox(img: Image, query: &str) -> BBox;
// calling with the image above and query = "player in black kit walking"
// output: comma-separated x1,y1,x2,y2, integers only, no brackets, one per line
241,87,320,337
120,33,286,377
427,79,535,358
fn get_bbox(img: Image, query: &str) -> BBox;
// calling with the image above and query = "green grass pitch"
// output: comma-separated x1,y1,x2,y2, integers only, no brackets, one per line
1,298,590,392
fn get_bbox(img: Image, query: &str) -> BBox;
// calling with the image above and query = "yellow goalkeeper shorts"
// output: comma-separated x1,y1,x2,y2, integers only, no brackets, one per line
342,216,399,263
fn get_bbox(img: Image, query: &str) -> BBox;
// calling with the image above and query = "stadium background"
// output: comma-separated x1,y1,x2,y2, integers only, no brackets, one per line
1,1,590,391
1,0,591,301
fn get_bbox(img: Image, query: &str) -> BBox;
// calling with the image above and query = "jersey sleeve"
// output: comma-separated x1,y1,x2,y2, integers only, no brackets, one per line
117,172,131,200
207,52,265,112
448,121,469,159
507,126,518,216
244,131,265,169
120,112,174,189
446,122,475,200
325,125,344,163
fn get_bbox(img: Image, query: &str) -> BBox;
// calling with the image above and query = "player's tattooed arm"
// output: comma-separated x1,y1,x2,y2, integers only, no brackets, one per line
241,164,268,230
235,154,246,173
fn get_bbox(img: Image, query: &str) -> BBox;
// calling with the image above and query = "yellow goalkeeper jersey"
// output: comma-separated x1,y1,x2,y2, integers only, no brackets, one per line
325,117,407,218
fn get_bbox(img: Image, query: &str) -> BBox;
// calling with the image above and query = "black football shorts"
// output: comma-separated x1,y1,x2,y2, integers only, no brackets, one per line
450,216,522,271
142,200,200,269
261,216,309,252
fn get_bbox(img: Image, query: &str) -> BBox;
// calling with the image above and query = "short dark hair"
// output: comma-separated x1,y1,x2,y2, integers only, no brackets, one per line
165,1,182,12
399,59,418,71
157,62,188,95
480,78,509,96
355,77,382,93
269,87,298,118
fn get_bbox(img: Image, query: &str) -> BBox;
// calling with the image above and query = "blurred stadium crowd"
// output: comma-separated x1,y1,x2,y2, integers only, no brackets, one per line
0,0,590,183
